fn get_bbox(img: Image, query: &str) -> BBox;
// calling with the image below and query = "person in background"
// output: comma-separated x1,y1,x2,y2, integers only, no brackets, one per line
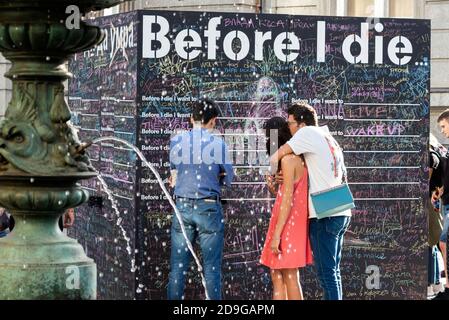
428,133,445,297
61,208,75,231
167,98,234,300
260,117,313,300
432,109,449,300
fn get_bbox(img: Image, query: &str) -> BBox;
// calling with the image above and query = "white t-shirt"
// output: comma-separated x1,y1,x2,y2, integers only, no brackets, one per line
287,125,352,219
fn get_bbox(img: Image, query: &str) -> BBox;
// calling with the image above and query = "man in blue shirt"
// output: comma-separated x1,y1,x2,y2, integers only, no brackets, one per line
168,98,233,300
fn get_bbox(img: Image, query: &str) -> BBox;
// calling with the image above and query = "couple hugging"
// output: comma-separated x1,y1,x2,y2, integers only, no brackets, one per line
260,103,352,300
167,99,352,300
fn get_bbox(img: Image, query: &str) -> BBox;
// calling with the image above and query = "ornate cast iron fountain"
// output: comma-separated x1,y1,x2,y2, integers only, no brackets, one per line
0,0,125,299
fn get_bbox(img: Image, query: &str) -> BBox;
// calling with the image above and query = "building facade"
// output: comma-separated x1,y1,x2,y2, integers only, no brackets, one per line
0,53,11,119
1,0,448,143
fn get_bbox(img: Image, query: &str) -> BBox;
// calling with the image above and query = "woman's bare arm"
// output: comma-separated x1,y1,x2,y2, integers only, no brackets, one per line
270,156,296,254
269,144,294,175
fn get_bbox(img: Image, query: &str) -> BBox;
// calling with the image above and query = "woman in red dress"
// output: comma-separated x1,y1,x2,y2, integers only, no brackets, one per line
260,117,313,300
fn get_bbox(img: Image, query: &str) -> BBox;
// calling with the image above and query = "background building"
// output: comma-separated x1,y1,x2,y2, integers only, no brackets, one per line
1,0,448,142
0,54,11,118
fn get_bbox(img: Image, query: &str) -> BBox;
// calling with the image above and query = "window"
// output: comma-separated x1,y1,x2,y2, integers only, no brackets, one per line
389,0,414,18
103,4,120,16
120,1,135,13
340,0,416,18
347,0,376,17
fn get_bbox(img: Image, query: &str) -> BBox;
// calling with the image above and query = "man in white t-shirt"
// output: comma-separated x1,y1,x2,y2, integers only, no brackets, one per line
269,103,352,300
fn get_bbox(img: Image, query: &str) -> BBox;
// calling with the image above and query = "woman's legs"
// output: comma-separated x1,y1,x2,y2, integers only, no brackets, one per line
281,268,303,300
271,269,286,300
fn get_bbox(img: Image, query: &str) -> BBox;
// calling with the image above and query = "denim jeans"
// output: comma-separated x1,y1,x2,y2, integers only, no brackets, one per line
440,204,449,243
428,245,441,285
309,216,351,300
167,197,224,300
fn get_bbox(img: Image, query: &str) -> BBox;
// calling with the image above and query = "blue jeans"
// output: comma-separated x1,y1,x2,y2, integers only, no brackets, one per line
440,204,449,243
167,197,224,300
428,245,441,285
309,216,351,300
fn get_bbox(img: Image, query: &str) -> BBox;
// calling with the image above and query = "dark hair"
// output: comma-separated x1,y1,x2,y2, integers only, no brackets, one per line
437,109,449,123
0,210,10,232
264,117,292,157
287,103,318,126
192,98,219,124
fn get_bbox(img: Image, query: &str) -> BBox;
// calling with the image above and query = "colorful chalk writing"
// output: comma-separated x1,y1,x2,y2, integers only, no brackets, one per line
69,10,430,300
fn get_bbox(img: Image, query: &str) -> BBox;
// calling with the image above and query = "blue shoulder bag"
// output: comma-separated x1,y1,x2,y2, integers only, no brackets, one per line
310,136,355,219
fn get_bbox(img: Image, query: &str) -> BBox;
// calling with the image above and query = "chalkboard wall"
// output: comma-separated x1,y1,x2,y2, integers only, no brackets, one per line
68,10,430,300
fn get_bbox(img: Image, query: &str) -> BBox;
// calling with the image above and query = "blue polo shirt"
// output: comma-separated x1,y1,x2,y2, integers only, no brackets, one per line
169,128,234,199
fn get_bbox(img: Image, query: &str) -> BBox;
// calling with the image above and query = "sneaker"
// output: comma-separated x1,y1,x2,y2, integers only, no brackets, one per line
433,283,444,294
432,288,449,300
428,286,435,297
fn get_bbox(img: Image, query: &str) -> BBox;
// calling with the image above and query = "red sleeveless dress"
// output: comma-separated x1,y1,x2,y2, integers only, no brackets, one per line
260,167,313,269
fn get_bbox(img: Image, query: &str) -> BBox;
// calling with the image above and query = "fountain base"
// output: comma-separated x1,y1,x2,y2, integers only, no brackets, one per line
0,261,96,300
0,227,96,299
